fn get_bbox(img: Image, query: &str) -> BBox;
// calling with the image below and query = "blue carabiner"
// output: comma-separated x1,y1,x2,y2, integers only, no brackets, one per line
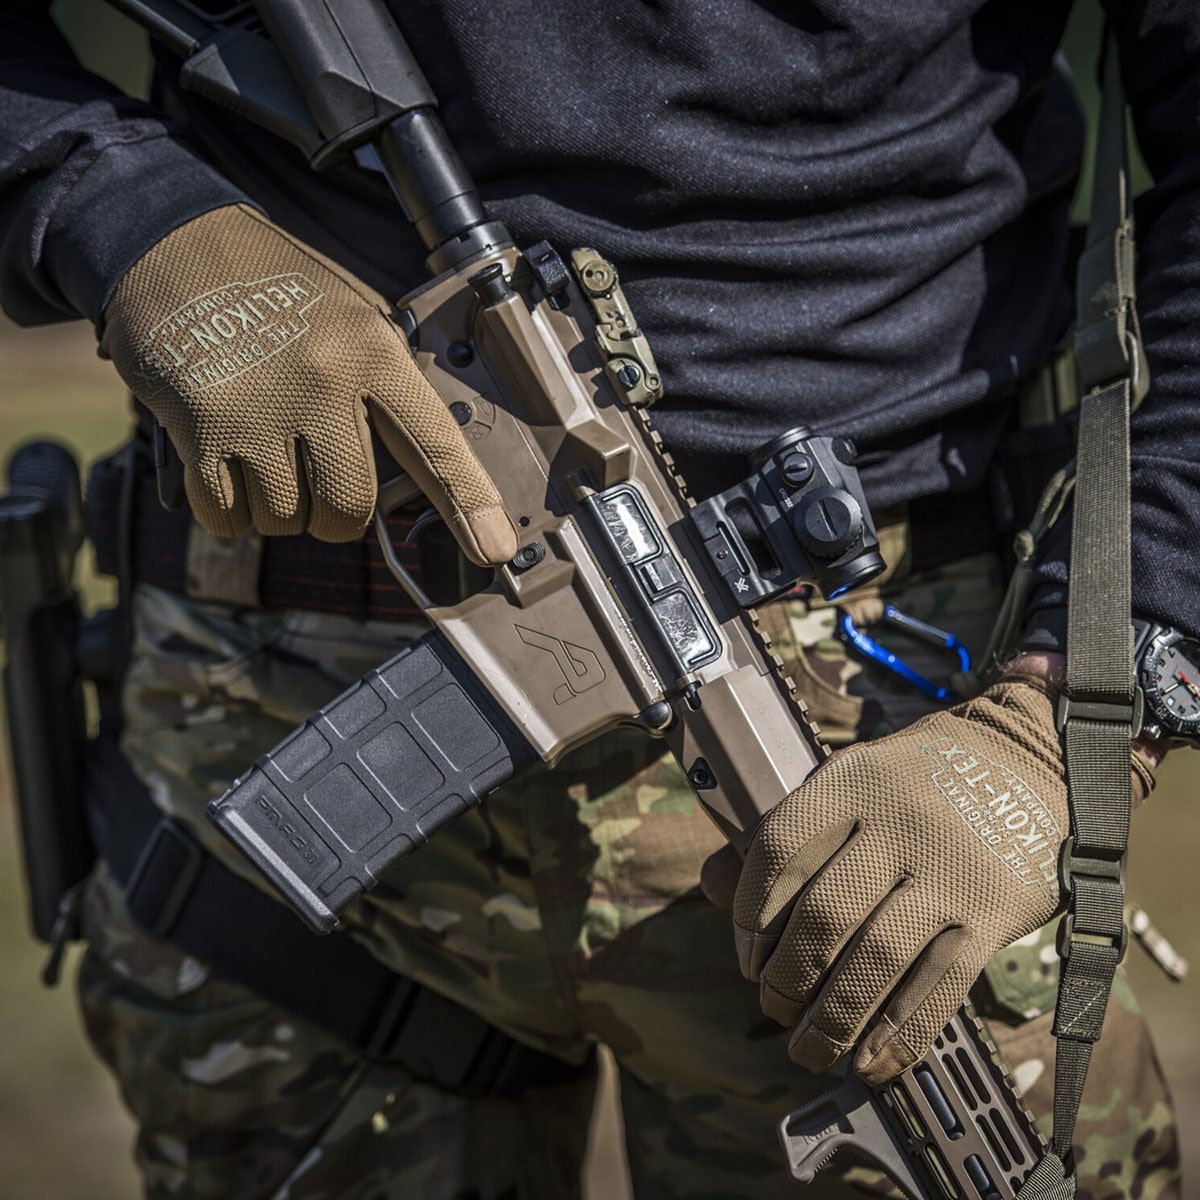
836,604,971,703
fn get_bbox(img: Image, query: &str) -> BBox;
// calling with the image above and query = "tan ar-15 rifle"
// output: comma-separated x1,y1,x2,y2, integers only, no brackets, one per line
112,2,1048,1194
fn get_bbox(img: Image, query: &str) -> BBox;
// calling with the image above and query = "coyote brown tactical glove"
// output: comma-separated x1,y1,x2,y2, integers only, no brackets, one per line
733,678,1076,1085
101,204,517,561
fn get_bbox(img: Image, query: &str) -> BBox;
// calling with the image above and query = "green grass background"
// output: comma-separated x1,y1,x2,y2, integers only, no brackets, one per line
0,3,1196,1197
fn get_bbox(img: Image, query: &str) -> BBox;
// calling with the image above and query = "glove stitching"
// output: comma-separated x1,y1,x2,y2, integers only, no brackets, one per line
793,1018,853,1055
859,1012,920,1076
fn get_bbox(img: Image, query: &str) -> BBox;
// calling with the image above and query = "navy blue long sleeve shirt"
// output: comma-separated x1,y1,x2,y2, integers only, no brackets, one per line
2,0,1198,640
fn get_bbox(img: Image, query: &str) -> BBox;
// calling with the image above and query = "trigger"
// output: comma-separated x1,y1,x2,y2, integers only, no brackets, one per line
405,507,443,545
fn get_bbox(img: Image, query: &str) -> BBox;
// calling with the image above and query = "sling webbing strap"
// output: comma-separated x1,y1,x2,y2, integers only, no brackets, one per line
1015,29,1143,1200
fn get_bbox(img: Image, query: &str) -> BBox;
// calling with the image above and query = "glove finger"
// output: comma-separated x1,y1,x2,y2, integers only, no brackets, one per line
299,410,378,543
240,441,309,537
186,456,250,540
1131,749,1156,807
786,883,927,1073
756,837,893,1028
366,369,517,567
734,815,858,982
854,926,985,1086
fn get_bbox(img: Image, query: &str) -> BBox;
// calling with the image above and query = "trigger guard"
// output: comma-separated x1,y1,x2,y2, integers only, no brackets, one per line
374,473,433,608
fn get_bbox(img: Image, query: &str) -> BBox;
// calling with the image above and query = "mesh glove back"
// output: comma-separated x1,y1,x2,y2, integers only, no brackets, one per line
733,679,1072,1084
101,204,517,562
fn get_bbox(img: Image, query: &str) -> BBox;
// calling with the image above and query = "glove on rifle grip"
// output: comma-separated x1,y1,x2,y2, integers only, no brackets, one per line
101,204,517,561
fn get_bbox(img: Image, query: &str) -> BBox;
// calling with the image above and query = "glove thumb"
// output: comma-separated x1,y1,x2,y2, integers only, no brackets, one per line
700,843,742,910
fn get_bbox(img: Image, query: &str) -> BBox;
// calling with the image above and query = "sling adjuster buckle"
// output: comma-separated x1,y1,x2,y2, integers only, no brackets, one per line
1058,835,1126,894
1056,911,1128,965
1055,688,1142,735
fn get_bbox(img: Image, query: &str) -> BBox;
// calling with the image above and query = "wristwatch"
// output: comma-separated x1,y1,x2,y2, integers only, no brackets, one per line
1133,619,1200,747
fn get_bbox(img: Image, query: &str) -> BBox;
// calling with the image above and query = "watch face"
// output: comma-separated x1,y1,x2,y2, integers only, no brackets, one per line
1142,632,1200,736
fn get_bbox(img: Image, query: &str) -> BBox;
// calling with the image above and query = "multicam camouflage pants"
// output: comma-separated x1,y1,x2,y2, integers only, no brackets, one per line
78,550,1180,1199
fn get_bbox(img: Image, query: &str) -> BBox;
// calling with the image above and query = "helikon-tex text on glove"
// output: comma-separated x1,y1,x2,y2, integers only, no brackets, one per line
732,678,1078,1085
101,204,517,562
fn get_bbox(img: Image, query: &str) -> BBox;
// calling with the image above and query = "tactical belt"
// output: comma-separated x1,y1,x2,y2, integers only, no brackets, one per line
85,730,590,1097
87,447,427,620
87,433,1001,620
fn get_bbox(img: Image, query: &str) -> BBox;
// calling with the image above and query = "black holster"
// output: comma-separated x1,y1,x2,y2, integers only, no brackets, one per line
0,442,101,943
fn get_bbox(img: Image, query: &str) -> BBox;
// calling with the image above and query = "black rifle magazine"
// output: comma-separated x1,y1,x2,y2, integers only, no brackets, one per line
207,631,535,932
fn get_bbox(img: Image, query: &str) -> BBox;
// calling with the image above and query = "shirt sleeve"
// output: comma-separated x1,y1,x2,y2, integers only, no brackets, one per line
0,0,248,327
1025,0,1200,644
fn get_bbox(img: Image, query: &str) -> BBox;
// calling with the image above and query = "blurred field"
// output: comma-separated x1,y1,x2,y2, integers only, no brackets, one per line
2,315,1198,1198
0,317,138,1198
